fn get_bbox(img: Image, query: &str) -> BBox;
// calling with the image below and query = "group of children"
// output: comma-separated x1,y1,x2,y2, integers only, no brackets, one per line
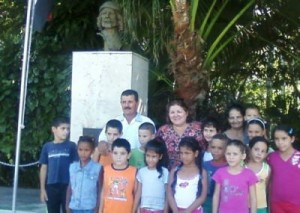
39,108,300,213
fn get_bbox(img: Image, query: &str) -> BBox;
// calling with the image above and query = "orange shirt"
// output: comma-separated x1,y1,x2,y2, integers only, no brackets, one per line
99,153,113,167
101,164,137,213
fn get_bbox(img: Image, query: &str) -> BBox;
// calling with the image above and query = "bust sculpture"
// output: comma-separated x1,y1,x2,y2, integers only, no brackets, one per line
96,1,123,51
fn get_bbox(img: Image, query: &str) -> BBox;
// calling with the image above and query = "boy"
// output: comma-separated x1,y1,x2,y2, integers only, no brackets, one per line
129,122,156,168
93,119,123,166
203,134,228,213
100,138,137,213
202,117,220,162
39,117,78,213
244,104,261,121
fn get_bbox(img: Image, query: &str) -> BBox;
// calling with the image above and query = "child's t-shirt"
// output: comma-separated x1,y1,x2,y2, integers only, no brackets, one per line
137,166,169,210
212,167,258,213
99,152,113,167
101,164,137,213
129,148,145,168
268,150,300,205
39,140,78,184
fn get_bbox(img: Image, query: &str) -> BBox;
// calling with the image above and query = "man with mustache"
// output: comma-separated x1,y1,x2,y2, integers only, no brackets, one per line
98,89,154,149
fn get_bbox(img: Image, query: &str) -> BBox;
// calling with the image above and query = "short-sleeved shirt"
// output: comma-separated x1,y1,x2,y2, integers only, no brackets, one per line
156,121,205,169
212,167,258,213
137,167,169,210
99,113,155,149
268,151,300,205
101,164,137,213
39,140,78,184
129,148,145,169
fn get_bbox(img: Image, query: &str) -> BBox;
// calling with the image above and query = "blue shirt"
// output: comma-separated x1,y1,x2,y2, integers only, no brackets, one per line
39,140,78,184
69,160,102,210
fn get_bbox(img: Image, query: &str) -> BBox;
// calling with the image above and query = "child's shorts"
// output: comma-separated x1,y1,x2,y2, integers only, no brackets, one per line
178,206,203,213
140,208,164,213
271,201,300,213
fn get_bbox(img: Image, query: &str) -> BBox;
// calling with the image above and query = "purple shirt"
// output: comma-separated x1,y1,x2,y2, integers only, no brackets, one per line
267,150,300,205
212,167,258,213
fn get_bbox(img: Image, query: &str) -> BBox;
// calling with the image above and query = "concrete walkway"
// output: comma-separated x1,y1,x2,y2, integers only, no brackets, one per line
0,187,45,213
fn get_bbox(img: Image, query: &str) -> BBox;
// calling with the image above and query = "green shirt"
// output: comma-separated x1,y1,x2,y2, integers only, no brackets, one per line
129,148,145,169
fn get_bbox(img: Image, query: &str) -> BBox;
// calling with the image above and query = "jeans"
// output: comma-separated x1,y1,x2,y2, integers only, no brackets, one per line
46,183,68,213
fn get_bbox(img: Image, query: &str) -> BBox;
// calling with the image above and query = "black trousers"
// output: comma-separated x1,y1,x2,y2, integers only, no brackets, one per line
46,183,68,213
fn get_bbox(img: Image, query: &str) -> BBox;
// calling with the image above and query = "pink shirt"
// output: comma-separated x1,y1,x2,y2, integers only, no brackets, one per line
212,167,258,213
267,150,300,205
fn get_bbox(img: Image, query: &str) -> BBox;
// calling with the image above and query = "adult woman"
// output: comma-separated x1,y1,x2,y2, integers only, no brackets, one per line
156,99,205,169
223,103,245,142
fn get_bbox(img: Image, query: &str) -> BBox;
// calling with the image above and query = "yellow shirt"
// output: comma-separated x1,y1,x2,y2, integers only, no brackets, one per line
255,162,270,208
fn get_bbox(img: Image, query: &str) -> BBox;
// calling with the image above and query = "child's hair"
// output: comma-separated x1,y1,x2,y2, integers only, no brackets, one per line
273,124,296,138
246,117,266,130
51,117,70,127
212,133,229,144
105,119,123,133
226,103,245,117
145,139,169,178
226,139,247,154
202,117,221,132
112,138,131,153
171,137,203,197
249,136,269,151
139,122,156,134
245,104,260,112
78,136,96,149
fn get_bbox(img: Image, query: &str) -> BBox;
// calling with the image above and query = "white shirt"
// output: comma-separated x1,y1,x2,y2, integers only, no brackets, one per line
98,113,154,149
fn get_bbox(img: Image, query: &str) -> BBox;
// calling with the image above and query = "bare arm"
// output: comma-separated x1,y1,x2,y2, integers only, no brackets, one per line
94,169,103,213
65,184,71,213
163,184,169,213
99,186,105,213
92,147,101,162
132,181,142,213
185,169,208,212
212,183,221,213
167,169,179,213
249,185,257,213
39,164,48,202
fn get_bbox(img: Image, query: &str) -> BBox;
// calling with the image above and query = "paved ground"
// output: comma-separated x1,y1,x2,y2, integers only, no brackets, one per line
0,187,45,213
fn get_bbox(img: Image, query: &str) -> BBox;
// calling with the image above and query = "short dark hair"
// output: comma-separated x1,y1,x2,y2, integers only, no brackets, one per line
139,122,156,134
121,89,139,102
202,117,221,132
245,104,260,112
212,133,229,144
51,117,70,127
78,136,96,149
105,119,123,133
112,138,131,153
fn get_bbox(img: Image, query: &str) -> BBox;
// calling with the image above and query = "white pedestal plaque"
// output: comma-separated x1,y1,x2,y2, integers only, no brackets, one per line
70,51,149,142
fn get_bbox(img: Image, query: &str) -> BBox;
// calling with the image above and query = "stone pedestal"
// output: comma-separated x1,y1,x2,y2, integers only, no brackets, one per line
70,51,149,142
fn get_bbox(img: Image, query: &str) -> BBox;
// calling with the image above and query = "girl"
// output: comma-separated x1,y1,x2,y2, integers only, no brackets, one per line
246,118,267,141
212,140,257,213
168,137,208,213
246,137,270,213
268,125,300,212
66,136,102,213
132,139,169,213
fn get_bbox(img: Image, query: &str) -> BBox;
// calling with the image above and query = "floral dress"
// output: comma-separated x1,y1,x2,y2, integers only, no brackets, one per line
156,121,205,169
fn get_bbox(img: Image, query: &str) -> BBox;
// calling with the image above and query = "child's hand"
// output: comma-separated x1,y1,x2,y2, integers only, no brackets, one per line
40,189,48,202
66,206,71,213
98,142,109,155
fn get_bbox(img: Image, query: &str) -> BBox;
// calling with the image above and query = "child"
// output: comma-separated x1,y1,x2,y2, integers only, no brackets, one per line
133,139,169,213
129,122,156,168
267,125,300,212
168,137,208,213
212,140,258,213
99,138,137,213
93,119,123,166
202,134,228,213
66,136,102,213
245,136,270,213
244,104,261,121
246,118,266,140
202,117,220,162
39,117,78,213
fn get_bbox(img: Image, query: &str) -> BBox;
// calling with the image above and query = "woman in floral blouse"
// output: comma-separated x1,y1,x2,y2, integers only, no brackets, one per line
156,99,205,169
